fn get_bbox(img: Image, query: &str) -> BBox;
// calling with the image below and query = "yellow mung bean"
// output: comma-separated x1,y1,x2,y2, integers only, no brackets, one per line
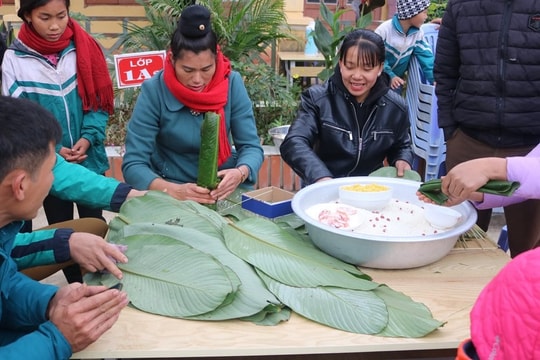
341,183,390,192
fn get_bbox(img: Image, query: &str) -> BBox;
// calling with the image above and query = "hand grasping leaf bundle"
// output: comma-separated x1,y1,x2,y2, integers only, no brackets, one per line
418,179,520,205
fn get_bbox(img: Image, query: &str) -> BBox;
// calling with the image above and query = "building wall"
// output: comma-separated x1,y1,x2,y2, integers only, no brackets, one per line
1,0,395,53
0,0,146,51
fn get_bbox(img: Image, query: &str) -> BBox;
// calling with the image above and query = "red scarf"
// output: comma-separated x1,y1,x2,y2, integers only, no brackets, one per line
18,19,114,115
163,48,232,166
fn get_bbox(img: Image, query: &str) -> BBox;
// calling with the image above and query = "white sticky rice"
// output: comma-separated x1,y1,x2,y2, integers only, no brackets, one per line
305,199,449,236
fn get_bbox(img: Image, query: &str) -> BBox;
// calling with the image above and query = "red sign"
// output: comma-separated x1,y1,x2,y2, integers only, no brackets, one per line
114,51,167,89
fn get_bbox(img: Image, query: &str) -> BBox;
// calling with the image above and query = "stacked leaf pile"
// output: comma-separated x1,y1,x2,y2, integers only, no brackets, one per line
87,191,444,337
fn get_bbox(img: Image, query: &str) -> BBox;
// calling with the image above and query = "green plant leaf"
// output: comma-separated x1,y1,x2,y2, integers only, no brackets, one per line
373,285,444,337
356,12,373,29
117,234,241,318
223,217,377,290
369,166,422,182
240,304,292,326
313,20,334,57
118,222,282,321
320,1,335,27
258,270,387,334
108,191,227,243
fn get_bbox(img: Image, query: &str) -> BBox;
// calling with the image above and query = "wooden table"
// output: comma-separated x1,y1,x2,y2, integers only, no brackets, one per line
72,238,509,360
278,51,325,87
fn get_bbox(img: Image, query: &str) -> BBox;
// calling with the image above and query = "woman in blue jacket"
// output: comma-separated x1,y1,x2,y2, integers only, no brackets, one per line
122,5,263,204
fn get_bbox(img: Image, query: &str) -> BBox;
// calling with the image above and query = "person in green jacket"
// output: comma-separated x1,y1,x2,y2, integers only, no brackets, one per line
122,5,263,204
0,95,128,359
2,0,114,227
13,154,146,282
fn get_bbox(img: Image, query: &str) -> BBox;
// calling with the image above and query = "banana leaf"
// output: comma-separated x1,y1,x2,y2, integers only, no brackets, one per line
240,304,292,326
369,166,422,182
223,217,377,290
257,270,387,334
108,191,227,243
114,222,284,321
110,233,241,317
372,286,444,337
99,194,442,336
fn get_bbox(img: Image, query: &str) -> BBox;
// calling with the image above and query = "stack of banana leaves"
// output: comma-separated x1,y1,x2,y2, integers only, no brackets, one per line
85,191,444,337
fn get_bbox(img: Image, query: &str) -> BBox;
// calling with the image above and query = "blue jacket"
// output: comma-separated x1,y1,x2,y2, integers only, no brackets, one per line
11,155,131,270
121,70,264,189
2,40,109,174
375,15,434,84
0,222,72,359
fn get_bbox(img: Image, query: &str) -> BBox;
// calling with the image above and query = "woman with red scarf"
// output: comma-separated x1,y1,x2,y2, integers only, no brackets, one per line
1,0,113,228
121,4,263,204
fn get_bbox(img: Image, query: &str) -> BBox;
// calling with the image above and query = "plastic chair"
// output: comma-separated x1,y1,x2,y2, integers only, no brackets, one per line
405,56,446,181
497,225,509,252
421,23,439,55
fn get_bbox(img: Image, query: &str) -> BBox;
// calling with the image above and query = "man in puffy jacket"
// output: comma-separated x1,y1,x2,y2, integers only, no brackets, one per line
0,96,128,359
434,0,540,258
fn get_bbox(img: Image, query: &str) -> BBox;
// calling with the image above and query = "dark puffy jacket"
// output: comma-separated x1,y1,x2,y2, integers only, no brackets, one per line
280,73,414,185
435,0,540,148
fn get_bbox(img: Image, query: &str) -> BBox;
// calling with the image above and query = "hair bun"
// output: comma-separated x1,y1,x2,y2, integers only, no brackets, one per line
179,4,212,38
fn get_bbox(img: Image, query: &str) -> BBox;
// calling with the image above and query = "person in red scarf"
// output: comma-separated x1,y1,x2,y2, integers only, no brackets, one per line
121,4,263,204
1,0,114,282
1,0,113,228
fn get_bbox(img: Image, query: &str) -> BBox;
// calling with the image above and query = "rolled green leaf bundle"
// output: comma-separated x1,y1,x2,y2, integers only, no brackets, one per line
197,111,221,190
418,179,521,205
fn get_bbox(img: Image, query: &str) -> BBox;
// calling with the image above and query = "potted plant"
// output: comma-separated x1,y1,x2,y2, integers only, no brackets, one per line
312,1,373,81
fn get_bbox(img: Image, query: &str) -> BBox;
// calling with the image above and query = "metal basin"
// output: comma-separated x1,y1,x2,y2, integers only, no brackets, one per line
291,176,477,269
268,125,290,149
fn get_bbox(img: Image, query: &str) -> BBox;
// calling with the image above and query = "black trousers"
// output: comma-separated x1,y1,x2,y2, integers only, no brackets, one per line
43,194,105,225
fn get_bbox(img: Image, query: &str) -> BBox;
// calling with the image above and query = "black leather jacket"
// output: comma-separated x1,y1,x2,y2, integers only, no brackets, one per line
280,71,414,185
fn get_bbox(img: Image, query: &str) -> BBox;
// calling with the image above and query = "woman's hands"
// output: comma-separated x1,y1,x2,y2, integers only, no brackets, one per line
149,166,248,204
416,158,507,206
154,181,216,204
394,160,412,177
212,165,248,200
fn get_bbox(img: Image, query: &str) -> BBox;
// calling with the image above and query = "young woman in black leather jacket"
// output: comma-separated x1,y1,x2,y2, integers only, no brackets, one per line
280,29,414,186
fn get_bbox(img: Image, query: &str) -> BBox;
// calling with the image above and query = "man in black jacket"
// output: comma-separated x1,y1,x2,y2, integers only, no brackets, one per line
434,0,540,258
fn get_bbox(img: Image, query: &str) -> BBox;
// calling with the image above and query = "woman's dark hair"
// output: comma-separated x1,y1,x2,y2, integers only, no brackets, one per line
338,29,385,68
17,0,71,22
170,5,218,60
170,27,218,60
